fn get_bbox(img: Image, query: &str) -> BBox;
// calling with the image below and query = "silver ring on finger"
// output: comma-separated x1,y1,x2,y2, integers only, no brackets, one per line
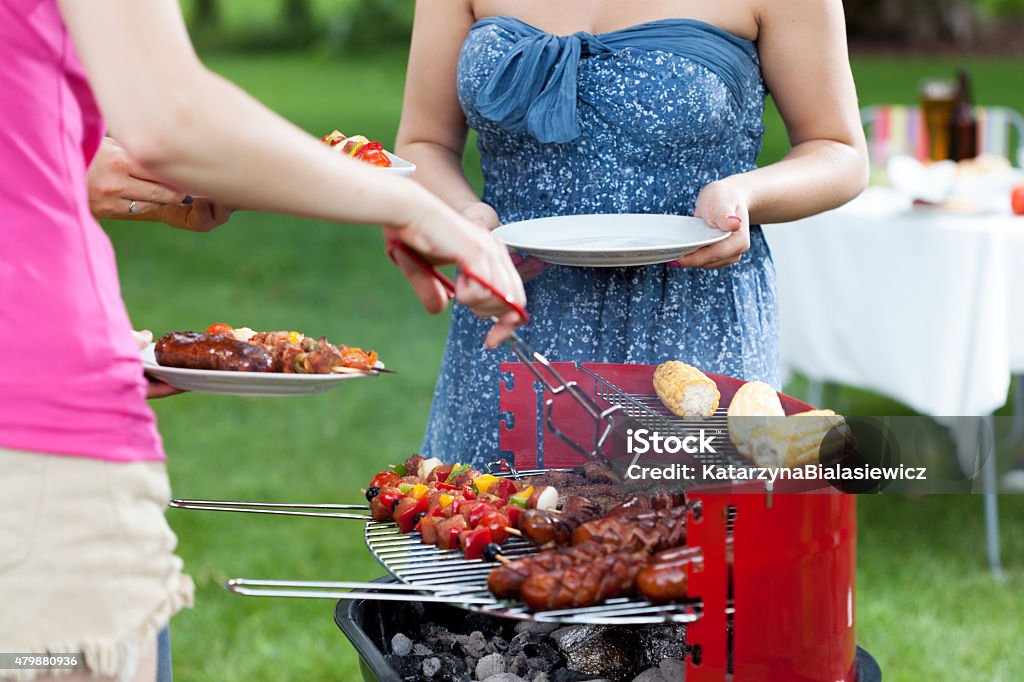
129,200,138,214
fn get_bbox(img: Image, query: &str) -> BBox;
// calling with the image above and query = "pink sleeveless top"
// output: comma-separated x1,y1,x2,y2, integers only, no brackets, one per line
0,0,164,461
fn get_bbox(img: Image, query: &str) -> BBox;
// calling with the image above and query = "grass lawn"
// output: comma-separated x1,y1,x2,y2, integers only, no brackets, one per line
104,50,1024,681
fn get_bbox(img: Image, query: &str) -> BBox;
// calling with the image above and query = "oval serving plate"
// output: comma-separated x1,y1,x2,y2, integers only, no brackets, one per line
141,344,382,397
383,152,416,176
492,213,728,267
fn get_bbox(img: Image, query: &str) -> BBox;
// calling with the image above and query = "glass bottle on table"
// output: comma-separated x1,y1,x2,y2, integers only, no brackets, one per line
949,68,978,162
919,77,956,162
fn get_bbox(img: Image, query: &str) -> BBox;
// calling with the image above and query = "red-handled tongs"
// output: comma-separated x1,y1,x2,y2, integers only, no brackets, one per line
385,240,622,465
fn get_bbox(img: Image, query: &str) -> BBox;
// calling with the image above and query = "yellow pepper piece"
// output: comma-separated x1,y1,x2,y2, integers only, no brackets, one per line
410,484,429,500
288,331,303,345
438,494,453,509
473,474,499,494
510,486,534,508
343,135,370,156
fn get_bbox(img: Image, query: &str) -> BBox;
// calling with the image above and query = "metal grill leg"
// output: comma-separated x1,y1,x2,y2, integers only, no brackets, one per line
981,414,1005,580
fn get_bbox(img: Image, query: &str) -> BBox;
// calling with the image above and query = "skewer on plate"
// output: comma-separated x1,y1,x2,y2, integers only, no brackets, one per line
331,366,398,375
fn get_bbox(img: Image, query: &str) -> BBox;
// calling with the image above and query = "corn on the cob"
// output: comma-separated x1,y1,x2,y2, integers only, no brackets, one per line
727,381,785,447
652,361,720,418
744,409,851,467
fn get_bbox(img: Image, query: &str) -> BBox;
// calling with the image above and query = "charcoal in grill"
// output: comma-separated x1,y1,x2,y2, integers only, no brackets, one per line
550,625,640,681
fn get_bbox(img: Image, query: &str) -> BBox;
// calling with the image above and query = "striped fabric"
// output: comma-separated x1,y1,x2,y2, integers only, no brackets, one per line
860,104,1024,167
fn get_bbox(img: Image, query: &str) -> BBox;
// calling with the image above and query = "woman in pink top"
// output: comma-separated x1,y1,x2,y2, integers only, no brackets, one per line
0,1,525,680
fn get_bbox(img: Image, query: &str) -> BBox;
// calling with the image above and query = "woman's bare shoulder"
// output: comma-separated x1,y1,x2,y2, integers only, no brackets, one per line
754,0,845,32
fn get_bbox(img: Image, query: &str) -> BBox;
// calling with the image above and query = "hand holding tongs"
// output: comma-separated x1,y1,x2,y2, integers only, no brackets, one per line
385,240,622,465
384,238,529,341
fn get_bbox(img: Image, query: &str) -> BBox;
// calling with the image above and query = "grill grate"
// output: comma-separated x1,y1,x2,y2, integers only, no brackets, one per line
363,468,702,625
583,366,751,470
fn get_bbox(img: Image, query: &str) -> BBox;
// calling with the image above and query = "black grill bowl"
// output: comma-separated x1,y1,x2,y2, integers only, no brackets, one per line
334,577,480,682
334,594,399,682
334,577,882,682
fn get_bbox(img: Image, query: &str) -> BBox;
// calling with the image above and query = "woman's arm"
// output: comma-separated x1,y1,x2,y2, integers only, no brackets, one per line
58,0,524,345
394,0,497,226
679,0,868,268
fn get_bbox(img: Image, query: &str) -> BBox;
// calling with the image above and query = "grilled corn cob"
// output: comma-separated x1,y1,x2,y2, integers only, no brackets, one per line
727,380,785,447
744,409,852,467
653,361,720,418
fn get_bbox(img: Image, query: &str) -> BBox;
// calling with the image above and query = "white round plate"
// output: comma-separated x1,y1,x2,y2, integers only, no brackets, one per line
141,344,382,397
492,214,728,267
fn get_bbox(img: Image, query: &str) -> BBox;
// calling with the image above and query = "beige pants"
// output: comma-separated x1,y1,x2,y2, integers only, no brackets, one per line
0,449,194,680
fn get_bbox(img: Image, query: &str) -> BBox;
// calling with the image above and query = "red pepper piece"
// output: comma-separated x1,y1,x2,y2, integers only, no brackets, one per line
391,496,416,523
460,527,493,560
435,482,457,491
358,146,391,167
353,141,384,157
505,505,523,530
493,479,518,501
462,484,476,500
430,465,454,483
478,509,511,544
372,488,403,521
396,496,429,533
463,501,489,528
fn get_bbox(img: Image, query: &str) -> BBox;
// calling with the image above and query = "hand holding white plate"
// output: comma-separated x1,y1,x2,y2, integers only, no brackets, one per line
492,214,728,267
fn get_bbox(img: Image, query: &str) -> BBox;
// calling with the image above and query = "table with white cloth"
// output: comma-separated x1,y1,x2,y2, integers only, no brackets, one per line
763,182,1024,576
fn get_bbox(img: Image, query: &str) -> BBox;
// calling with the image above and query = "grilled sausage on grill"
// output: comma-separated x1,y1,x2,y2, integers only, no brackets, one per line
155,331,273,372
635,546,701,602
519,549,650,610
517,496,600,546
518,493,688,548
486,542,614,598
571,505,688,552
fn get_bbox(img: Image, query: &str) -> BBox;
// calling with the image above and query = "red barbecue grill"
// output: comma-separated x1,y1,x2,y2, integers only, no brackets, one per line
172,360,878,682
499,362,862,682
171,247,878,681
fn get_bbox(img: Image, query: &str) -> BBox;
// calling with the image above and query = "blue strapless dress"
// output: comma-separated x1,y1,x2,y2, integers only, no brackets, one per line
423,16,780,466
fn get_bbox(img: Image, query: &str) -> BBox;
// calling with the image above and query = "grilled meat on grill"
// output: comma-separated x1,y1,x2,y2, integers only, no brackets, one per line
517,500,599,547
489,542,698,606
635,546,700,603
518,492,687,548
571,506,688,553
487,542,616,598
519,549,650,610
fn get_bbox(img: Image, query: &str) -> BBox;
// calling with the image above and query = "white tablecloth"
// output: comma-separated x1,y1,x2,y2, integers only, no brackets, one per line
764,186,1024,416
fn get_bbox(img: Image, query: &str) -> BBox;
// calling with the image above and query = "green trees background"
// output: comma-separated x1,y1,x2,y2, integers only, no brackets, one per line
178,0,1024,53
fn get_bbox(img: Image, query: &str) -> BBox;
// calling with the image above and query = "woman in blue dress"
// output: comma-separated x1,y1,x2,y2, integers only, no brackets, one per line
396,0,868,467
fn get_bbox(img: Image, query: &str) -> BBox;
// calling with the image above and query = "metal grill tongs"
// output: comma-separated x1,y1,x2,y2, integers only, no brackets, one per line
224,578,496,604
385,240,623,466
167,499,370,519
